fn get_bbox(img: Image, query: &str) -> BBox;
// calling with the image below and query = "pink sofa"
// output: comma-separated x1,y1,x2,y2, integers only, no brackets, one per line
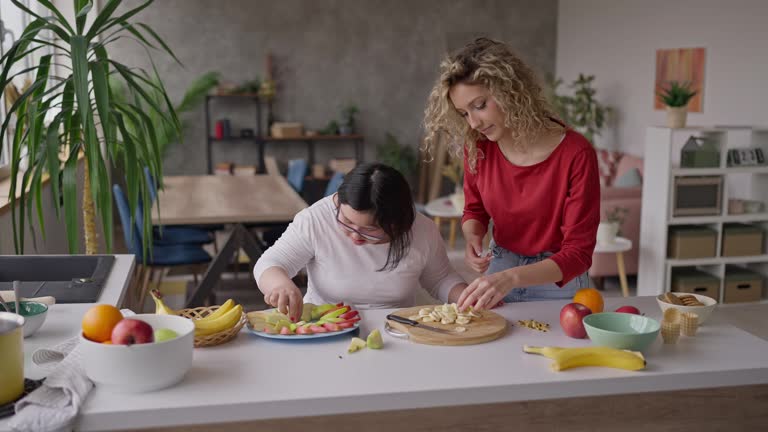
590,153,644,286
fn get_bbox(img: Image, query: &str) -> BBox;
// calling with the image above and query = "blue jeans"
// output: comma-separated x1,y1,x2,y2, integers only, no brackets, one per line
487,241,589,302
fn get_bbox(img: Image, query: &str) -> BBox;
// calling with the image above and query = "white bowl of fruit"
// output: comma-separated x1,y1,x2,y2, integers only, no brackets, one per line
79,305,194,393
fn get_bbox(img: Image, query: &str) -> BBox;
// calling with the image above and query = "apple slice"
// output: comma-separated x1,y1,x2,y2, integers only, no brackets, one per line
339,310,359,320
279,326,294,335
309,325,328,333
296,326,314,335
337,322,355,329
323,323,341,332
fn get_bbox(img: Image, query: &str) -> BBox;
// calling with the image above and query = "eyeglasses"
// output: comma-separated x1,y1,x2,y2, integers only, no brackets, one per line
335,205,385,242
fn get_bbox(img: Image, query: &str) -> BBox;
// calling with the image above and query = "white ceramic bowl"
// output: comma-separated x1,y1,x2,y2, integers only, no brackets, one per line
80,314,195,393
6,301,48,337
656,292,717,324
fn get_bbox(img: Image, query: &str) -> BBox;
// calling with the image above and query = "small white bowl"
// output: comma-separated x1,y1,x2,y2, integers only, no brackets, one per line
656,292,717,324
6,301,48,338
80,314,195,393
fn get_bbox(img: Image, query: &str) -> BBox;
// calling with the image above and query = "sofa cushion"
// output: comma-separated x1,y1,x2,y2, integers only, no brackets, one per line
614,167,643,188
601,186,642,200
597,149,622,187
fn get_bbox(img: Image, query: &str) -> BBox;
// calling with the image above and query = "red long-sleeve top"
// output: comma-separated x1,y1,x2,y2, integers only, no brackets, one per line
462,130,600,286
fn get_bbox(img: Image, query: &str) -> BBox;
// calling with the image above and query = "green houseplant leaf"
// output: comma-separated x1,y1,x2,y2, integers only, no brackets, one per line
657,81,698,108
1,0,180,255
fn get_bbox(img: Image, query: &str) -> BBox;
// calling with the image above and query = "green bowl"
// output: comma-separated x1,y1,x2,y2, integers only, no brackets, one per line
5,301,48,338
583,312,660,352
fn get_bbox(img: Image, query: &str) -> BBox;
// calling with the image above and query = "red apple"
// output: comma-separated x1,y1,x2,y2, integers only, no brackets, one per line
111,319,154,345
559,303,592,339
615,305,641,315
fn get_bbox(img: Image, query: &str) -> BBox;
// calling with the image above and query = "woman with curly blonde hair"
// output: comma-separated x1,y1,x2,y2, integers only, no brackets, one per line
423,38,600,311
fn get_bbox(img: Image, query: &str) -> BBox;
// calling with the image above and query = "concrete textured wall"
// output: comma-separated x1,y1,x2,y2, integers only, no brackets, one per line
108,0,558,175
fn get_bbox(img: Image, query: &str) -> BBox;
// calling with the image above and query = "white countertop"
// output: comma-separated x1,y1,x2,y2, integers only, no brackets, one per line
0,254,133,430
4,265,768,431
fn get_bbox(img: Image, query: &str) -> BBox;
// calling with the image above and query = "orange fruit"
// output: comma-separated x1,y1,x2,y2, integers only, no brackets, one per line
573,288,604,313
82,304,123,343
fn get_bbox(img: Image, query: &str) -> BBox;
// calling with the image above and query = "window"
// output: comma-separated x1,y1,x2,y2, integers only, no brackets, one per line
0,1,54,180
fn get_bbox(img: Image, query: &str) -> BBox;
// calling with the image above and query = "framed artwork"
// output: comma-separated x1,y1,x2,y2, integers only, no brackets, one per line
654,47,706,112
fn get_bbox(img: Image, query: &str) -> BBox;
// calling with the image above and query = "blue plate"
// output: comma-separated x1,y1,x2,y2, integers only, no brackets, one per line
247,323,359,340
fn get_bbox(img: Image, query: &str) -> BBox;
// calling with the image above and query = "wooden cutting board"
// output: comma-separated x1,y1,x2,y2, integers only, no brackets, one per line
386,306,508,346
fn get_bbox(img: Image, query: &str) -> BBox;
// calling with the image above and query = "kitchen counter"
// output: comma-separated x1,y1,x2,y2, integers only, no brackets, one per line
0,254,133,430
4,270,768,431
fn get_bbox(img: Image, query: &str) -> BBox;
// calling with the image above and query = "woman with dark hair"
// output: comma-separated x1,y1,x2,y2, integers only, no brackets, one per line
253,163,467,321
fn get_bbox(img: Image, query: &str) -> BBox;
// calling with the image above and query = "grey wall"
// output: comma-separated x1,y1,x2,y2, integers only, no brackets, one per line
109,0,558,175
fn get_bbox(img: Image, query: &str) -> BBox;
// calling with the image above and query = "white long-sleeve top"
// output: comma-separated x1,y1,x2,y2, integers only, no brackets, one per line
252,195,466,309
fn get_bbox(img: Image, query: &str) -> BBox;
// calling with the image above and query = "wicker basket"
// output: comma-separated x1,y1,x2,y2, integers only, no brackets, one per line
178,306,247,348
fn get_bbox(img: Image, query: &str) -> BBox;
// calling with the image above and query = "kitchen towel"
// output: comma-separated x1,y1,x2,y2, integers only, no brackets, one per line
8,309,135,432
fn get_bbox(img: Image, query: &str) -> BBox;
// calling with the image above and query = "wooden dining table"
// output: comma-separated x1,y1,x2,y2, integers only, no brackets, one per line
151,175,307,306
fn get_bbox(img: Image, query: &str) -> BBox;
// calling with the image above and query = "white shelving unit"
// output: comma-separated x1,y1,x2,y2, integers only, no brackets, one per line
638,126,768,303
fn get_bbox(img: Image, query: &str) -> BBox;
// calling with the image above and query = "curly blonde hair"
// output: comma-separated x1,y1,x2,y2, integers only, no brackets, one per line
423,38,563,173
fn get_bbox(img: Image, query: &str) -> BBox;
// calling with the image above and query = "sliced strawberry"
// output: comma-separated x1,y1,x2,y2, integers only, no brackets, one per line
279,326,294,335
339,310,359,320
337,322,355,329
309,325,328,333
323,323,341,332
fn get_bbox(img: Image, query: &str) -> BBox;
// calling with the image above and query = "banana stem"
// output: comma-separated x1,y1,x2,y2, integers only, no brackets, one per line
523,345,545,355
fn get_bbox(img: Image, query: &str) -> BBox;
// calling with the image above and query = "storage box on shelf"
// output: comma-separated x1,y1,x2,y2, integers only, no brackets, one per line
671,267,720,300
639,126,768,304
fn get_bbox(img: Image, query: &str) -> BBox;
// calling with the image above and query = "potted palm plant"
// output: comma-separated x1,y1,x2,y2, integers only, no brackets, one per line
0,0,180,255
657,81,698,128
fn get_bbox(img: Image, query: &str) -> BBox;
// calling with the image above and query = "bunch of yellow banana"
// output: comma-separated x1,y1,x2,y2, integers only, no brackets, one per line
523,345,646,372
150,290,243,336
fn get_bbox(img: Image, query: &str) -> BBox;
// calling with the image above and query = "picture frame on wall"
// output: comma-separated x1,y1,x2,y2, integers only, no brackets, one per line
727,148,765,167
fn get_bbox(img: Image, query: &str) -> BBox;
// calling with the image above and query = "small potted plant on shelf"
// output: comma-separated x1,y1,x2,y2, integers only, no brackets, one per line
339,104,359,135
597,207,629,245
657,81,698,128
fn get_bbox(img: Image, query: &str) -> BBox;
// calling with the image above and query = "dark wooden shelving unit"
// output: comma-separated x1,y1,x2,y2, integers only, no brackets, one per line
204,95,364,176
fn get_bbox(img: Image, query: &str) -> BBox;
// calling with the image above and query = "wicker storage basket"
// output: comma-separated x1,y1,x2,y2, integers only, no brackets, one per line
178,306,247,348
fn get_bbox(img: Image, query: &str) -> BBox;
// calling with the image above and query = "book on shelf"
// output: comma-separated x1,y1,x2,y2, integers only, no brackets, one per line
233,165,256,176
215,162,233,176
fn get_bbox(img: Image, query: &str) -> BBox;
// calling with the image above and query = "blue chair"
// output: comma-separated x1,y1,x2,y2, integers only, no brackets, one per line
324,171,345,197
286,159,307,192
114,184,211,311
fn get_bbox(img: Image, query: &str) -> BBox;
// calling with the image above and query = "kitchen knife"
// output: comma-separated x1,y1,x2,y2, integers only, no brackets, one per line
386,314,457,335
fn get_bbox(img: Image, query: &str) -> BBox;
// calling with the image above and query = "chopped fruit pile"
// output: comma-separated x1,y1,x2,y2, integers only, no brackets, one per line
248,302,361,336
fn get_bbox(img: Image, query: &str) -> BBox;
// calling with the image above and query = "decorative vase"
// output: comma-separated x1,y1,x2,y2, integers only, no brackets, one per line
666,106,688,128
596,221,619,245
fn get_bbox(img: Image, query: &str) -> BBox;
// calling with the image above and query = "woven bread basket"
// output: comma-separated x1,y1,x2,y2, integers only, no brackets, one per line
178,306,247,348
